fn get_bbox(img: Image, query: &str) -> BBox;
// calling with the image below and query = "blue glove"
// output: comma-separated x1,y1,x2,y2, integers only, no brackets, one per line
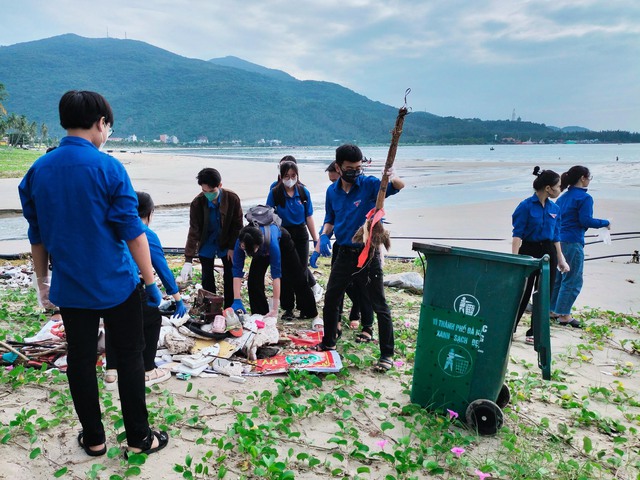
309,250,320,268
173,299,188,318
231,299,246,314
145,283,162,307
319,234,332,257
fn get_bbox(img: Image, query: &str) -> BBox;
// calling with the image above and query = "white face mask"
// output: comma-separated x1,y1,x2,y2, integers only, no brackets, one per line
283,178,297,188
99,130,108,151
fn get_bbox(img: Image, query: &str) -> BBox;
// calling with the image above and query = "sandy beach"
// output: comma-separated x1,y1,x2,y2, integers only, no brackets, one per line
2,150,638,313
1,149,640,479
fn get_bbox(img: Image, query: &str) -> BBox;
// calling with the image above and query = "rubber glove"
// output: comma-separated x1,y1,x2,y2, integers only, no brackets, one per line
319,233,332,257
309,250,320,268
231,298,246,314
35,276,56,310
173,299,188,318
180,262,193,282
145,282,162,307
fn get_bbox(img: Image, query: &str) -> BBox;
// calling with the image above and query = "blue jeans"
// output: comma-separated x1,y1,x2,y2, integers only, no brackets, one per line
551,242,584,316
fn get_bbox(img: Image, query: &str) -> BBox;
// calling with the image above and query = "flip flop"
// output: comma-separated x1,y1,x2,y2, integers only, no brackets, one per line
312,343,335,352
77,432,107,457
557,318,582,328
373,357,393,373
125,430,169,459
355,330,374,343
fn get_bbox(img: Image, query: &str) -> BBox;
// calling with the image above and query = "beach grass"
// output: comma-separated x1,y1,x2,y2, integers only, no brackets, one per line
0,257,639,479
0,147,41,178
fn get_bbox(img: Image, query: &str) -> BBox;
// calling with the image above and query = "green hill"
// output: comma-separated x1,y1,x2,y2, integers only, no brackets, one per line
1,34,637,145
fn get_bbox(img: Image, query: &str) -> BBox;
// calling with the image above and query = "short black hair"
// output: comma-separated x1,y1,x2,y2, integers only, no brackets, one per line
136,191,154,220
280,155,297,164
59,90,114,130
238,226,264,256
335,144,363,166
196,168,222,188
325,160,338,173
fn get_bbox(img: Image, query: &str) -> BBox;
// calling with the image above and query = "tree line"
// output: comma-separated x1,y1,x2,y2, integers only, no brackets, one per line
0,83,52,147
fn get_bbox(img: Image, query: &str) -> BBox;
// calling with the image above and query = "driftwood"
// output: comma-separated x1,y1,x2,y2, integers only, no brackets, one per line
353,89,411,267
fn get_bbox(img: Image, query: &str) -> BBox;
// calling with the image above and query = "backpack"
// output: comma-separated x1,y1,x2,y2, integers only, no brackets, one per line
245,204,282,249
271,184,309,218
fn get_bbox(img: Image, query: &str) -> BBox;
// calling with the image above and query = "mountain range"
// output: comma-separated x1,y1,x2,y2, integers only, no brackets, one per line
1,34,636,145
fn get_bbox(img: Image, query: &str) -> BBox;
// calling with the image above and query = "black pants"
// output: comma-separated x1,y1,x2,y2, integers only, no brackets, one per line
247,228,317,317
60,285,149,448
515,240,558,333
105,289,161,372
330,245,372,325
285,224,317,288
322,245,394,358
200,254,234,309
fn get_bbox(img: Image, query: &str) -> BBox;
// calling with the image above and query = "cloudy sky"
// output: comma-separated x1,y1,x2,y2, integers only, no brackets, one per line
2,0,639,132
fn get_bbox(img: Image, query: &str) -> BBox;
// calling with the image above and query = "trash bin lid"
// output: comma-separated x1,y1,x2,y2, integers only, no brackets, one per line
412,242,546,268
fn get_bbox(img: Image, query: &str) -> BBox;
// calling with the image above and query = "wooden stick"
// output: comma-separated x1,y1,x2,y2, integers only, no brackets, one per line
0,340,30,362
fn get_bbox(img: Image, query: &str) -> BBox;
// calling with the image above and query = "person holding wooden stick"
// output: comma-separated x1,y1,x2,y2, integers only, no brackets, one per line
314,144,404,372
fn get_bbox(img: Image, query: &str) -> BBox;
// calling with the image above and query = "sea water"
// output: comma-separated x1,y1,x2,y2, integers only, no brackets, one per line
2,143,639,245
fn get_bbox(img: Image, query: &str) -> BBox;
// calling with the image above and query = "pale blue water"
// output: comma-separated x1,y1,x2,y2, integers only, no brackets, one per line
3,143,639,244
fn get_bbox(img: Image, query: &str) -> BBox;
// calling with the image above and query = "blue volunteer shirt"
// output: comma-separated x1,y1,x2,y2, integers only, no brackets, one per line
323,175,399,247
556,186,609,245
266,185,313,227
18,136,144,309
232,224,283,279
512,193,561,243
198,192,227,258
141,225,179,295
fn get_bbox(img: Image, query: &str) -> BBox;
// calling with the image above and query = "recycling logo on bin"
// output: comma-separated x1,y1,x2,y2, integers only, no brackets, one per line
454,294,480,317
438,344,473,377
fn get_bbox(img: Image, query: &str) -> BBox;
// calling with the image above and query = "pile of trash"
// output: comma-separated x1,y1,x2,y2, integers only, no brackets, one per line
0,264,342,378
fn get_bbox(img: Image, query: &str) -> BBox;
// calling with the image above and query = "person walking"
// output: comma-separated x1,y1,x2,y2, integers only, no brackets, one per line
18,90,168,457
104,191,188,390
181,168,243,308
512,166,570,344
267,160,322,318
551,166,610,328
314,144,404,372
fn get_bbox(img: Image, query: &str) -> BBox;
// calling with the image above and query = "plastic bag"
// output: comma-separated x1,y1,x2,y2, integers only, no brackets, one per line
597,227,612,245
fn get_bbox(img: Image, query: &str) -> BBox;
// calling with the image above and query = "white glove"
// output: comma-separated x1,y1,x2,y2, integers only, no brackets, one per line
382,166,396,179
180,262,193,282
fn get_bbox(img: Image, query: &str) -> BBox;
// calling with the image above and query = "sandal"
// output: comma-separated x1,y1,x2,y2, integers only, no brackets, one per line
313,343,336,352
145,368,171,387
126,430,169,458
355,327,374,343
104,369,118,391
78,431,107,457
373,357,393,373
557,318,582,328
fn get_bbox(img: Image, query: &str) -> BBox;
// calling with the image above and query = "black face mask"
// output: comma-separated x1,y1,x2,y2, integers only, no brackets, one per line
341,169,362,184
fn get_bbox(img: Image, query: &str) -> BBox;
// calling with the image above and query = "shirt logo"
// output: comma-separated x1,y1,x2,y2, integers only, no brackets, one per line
353,200,361,207
549,213,557,218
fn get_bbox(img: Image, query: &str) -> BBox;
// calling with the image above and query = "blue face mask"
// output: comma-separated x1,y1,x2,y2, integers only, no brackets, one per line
204,190,219,202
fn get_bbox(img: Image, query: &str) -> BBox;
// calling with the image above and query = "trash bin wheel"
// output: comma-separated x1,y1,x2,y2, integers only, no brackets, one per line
496,383,511,408
465,399,503,436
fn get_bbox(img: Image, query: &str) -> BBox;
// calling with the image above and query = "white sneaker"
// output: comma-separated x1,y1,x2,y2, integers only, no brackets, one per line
312,283,324,303
145,368,171,387
103,369,118,391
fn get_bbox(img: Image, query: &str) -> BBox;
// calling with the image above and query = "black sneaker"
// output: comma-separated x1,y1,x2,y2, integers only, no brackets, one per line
282,310,295,321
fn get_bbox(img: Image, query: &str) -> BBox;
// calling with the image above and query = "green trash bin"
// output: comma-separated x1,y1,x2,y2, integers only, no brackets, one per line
410,242,551,435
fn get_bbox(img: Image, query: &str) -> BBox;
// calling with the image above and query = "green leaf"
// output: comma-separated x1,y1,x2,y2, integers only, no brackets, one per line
332,452,345,462
29,447,41,459
582,436,593,453
357,466,371,474
380,421,395,431
53,467,68,478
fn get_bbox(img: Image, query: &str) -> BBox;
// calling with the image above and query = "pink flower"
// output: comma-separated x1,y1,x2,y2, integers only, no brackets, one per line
404,321,411,328
475,469,491,480
394,360,404,367
451,446,465,458
447,409,459,420
376,439,388,449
